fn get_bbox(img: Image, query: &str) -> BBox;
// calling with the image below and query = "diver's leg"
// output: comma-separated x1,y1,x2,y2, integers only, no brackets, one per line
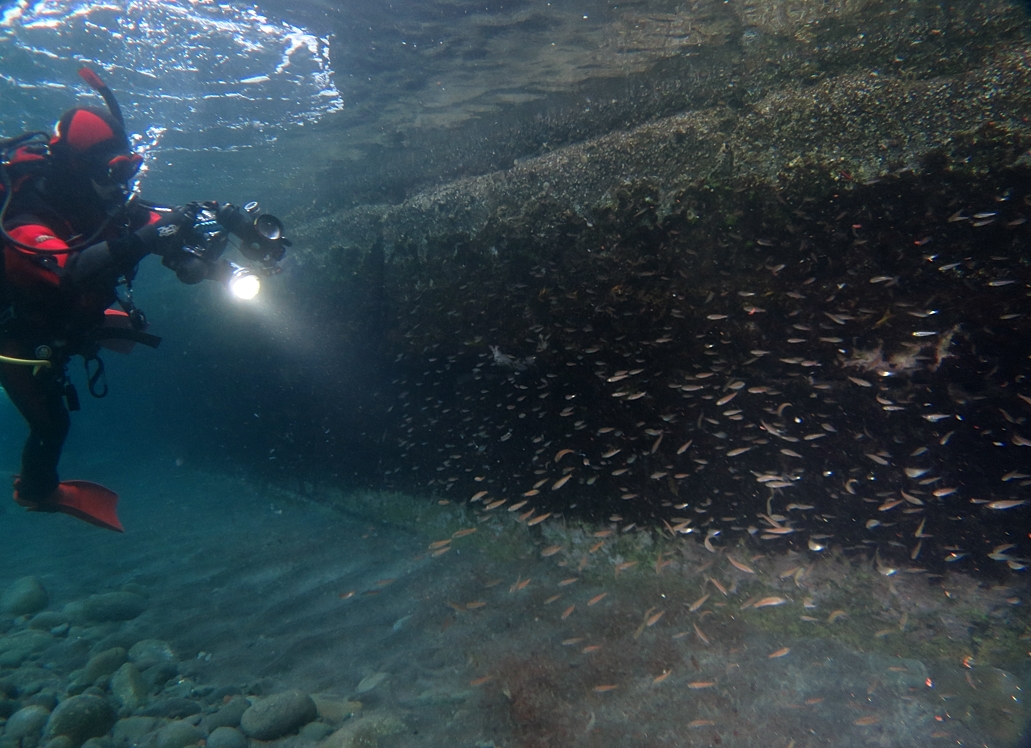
0,343,70,505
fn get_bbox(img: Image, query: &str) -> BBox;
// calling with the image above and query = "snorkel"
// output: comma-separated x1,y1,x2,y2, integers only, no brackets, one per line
0,66,136,254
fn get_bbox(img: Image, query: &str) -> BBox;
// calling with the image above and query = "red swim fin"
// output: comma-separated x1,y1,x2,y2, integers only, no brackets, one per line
51,481,124,532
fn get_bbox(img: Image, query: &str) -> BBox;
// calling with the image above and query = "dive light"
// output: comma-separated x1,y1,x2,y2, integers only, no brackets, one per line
161,200,289,300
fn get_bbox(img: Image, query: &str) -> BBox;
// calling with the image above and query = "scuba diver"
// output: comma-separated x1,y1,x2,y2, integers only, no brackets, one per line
0,68,288,532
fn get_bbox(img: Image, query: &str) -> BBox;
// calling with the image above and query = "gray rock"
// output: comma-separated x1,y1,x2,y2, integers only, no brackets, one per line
0,630,52,667
154,721,202,748
81,594,146,623
29,612,67,631
139,699,200,719
7,667,61,698
199,698,249,732
1,705,51,748
80,737,111,748
298,722,334,742
1,577,49,616
239,691,316,740
43,695,116,748
83,648,127,684
141,664,178,693
205,727,247,748
109,664,147,712
25,693,59,712
42,736,73,748
127,641,175,672
110,717,159,745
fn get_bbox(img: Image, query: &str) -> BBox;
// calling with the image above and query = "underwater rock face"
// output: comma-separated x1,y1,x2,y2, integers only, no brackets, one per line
1,576,49,616
42,695,115,748
238,691,317,740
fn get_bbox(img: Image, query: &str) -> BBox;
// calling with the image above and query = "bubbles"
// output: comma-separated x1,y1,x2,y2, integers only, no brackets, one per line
0,0,343,157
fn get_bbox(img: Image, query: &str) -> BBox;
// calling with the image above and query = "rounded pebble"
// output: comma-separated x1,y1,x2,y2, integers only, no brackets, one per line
155,721,203,748
3,705,51,748
126,641,175,671
239,691,316,741
205,727,247,748
1,577,49,617
43,695,116,748
81,593,146,623
83,648,127,684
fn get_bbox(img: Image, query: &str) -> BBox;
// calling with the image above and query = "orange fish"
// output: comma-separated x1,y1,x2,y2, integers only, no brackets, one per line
551,475,572,490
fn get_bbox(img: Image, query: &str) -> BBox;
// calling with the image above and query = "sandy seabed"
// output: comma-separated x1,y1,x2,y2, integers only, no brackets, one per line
1,457,1029,748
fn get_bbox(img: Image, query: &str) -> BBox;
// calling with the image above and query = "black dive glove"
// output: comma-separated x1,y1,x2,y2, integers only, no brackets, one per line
131,206,196,257
106,206,195,269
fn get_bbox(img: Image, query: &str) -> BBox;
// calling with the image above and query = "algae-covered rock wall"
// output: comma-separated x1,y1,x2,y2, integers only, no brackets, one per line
289,0,1031,269
222,0,1031,576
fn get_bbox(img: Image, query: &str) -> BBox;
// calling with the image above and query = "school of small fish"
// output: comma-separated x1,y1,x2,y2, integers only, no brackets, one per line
380,183,1031,575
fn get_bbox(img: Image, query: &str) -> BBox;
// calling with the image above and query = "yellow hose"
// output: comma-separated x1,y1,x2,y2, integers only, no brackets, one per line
0,354,52,375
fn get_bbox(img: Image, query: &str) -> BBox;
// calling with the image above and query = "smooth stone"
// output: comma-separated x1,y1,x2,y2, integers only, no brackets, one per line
310,696,361,724
110,717,159,746
0,630,52,667
154,721,203,748
42,736,73,748
29,612,67,631
81,738,111,748
205,727,247,748
353,673,387,695
43,695,116,748
319,715,404,748
1,705,51,748
199,698,249,732
11,669,61,699
126,641,175,672
0,698,20,719
109,664,147,712
239,691,317,741
142,663,178,693
83,649,127,684
1,577,49,616
81,594,146,623
25,693,59,711
299,722,334,742
139,699,200,719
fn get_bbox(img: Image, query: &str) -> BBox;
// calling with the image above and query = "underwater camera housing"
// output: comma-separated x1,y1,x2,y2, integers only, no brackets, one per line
163,200,290,299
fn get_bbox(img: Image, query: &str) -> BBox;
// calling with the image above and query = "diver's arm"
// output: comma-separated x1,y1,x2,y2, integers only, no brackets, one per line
65,207,193,288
